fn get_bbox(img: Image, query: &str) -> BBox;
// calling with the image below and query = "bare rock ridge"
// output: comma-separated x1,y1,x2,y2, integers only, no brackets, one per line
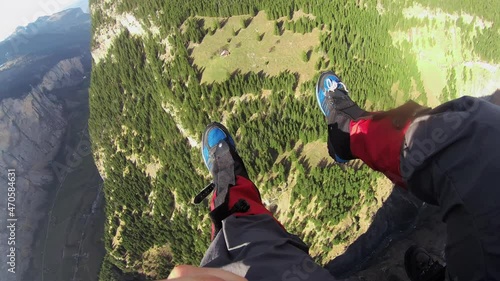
0,7,91,99
39,57,86,92
0,90,66,171
0,4,97,280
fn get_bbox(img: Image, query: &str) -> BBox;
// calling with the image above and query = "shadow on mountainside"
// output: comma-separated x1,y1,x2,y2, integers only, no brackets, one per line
326,187,446,281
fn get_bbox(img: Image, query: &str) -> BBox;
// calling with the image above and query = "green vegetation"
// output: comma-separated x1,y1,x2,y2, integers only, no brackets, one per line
410,0,500,64
284,16,317,34
190,12,323,84
302,50,309,62
390,3,499,105
89,0,498,279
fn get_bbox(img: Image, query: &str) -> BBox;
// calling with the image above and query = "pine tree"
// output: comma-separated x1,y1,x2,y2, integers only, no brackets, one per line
273,21,281,36
301,50,309,62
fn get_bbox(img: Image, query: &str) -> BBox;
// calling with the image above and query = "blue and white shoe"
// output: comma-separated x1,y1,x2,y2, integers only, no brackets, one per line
316,71,349,118
194,122,248,204
316,71,366,163
201,122,237,171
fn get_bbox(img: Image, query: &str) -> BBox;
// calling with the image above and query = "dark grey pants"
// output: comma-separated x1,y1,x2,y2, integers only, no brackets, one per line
201,215,341,280
402,95,500,280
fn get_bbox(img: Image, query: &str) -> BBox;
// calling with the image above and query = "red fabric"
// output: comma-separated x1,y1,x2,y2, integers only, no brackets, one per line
349,117,411,187
210,176,282,239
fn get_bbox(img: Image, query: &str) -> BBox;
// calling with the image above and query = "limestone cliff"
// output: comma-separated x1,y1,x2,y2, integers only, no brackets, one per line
39,57,86,92
0,55,89,280
0,89,66,278
0,4,100,280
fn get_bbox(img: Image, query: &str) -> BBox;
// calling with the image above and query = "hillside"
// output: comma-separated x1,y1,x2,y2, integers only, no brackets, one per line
88,0,499,280
0,7,106,281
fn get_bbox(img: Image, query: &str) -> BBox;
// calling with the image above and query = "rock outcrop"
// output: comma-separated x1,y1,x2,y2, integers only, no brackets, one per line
39,56,86,92
0,89,66,181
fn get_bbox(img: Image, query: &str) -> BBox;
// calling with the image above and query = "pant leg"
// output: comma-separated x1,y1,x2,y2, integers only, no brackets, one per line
201,176,340,281
209,175,279,239
401,96,500,280
350,116,410,187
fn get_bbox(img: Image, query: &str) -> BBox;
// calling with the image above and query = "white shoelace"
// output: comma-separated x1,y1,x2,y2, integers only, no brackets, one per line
326,78,348,93
326,79,338,92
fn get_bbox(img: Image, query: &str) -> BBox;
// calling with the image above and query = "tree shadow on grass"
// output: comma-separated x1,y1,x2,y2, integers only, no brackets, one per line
219,18,229,29
243,17,254,28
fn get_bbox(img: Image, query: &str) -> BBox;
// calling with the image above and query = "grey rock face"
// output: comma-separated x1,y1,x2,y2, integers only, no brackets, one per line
0,89,66,181
39,57,86,92
0,55,86,280
0,89,66,279
0,6,93,280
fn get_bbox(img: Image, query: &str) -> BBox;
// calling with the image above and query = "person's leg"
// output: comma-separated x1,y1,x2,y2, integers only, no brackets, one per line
316,72,500,280
401,96,500,280
316,71,429,187
196,122,341,281
201,177,340,281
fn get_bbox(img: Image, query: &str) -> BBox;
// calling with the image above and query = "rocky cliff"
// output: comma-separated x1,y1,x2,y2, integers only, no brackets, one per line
0,8,91,99
39,57,86,92
0,6,100,281
0,88,66,279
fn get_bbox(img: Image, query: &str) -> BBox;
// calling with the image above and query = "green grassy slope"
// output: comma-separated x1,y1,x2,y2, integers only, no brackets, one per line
190,12,323,84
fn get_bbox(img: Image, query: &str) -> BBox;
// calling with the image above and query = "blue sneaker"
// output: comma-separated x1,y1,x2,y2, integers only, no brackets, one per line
194,122,248,204
201,122,236,171
316,71,367,163
316,71,368,124
316,71,349,119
